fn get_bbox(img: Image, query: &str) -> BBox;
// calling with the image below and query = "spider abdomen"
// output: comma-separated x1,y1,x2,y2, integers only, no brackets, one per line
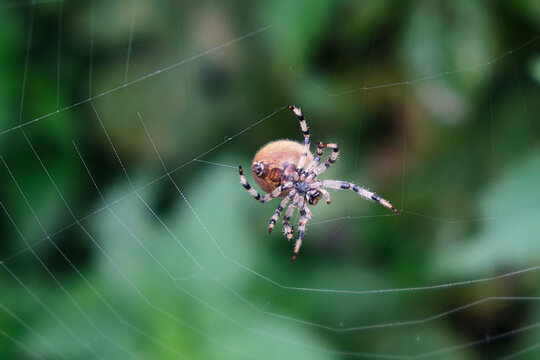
239,104,398,261
251,140,313,195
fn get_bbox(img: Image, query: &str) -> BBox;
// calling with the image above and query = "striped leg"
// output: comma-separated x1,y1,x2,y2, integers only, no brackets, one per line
268,191,295,233
283,193,301,240
303,141,325,175
307,187,332,205
320,180,399,214
287,105,311,172
307,142,339,180
292,203,312,261
239,165,292,203
318,188,332,204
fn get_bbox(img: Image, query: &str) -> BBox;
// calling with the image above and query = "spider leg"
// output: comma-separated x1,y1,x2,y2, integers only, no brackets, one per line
268,190,295,233
287,105,311,173
318,188,332,204
239,165,292,203
307,142,339,181
292,202,312,261
283,193,301,241
303,141,326,175
319,179,399,214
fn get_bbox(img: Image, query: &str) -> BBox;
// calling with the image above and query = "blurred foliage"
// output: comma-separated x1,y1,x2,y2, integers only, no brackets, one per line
432,149,540,276
0,0,539,359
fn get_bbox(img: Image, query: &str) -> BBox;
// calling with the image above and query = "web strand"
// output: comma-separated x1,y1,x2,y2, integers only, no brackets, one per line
290,34,540,98
18,5,34,126
1,155,144,359
0,0,60,11
19,128,194,356
88,0,95,98
0,299,66,360
0,327,46,360
124,0,137,84
1,3,538,358
0,24,273,136
1,106,285,263
71,108,540,356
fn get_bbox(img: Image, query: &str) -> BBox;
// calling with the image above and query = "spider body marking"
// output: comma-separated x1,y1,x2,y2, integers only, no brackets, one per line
239,105,399,261
251,140,313,195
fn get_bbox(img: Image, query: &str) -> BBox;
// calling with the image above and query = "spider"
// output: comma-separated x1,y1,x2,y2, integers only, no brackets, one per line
239,105,399,261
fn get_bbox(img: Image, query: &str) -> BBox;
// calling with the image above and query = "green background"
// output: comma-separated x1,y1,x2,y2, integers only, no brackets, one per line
0,0,539,359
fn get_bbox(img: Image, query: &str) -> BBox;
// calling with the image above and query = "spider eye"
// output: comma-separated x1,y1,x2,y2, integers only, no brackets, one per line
252,162,263,176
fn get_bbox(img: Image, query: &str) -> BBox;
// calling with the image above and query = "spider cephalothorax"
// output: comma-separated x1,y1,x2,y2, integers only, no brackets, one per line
239,105,399,261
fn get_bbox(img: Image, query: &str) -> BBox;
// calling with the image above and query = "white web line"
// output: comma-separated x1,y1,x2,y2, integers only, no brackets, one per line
499,343,540,360
0,15,530,244
0,11,256,359
291,34,540,98
401,209,496,224
174,287,540,360
88,0,95,97
288,66,332,97
17,4,34,126
56,0,62,109
400,84,410,211
75,106,540,297
0,299,65,359
309,213,397,226
13,133,200,359
2,24,529,262
415,321,540,360
0,0,60,11
0,98,536,294
488,64,496,171
268,296,540,332
0,327,45,360
86,103,256,357
74,107,540,359
90,102,357,357
73,142,185,282
124,0,137,84
352,28,378,174
1,155,145,360
193,158,238,169
173,0,190,103
0,91,536,299
0,24,272,136
0,260,102,359
8,73,536,360
71,143,250,359
11,148,231,358
3,8,111,359
0,106,285,264
1,3,538,358
494,2,534,141
511,54,533,137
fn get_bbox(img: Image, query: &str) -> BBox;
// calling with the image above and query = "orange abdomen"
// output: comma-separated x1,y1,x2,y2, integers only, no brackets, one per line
251,140,314,195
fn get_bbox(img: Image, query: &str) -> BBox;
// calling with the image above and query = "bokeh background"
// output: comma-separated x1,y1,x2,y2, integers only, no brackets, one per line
0,0,539,359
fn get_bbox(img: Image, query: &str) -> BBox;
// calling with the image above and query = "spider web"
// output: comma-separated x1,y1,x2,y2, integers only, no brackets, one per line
0,1,539,359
